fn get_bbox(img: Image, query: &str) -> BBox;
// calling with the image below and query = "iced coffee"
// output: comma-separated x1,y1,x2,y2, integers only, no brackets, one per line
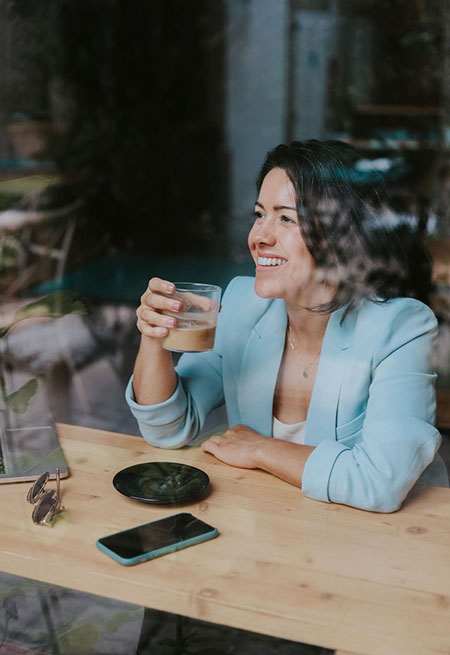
162,283,221,353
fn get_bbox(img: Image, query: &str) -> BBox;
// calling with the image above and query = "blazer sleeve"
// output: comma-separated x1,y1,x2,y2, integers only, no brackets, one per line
125,278,238,448
302,299,441,512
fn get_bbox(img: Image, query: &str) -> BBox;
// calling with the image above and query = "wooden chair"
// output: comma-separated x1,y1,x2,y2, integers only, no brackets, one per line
0,193,80,301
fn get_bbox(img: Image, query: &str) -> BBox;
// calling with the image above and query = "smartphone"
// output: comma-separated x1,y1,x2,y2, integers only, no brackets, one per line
96,512,218,566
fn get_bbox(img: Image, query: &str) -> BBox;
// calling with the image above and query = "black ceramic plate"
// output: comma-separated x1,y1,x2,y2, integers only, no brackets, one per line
112,462,210,504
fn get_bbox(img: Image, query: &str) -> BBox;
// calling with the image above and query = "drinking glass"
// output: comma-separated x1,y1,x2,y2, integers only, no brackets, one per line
162,282,221,353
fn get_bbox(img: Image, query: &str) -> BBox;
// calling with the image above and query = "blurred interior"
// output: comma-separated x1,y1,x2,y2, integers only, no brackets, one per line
0,0,449,442
1,2,450,653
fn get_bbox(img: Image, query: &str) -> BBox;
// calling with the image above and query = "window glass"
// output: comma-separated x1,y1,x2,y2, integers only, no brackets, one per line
0,0,449,433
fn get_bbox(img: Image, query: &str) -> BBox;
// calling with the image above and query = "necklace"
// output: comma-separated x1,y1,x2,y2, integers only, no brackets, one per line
287,327,321,379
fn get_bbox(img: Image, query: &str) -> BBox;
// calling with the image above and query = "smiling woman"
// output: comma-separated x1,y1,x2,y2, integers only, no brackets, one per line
249,167,326,309
126,139,448,513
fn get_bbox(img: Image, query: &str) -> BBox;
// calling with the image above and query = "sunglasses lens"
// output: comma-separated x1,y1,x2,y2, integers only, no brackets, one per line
27,472,50,503
32,490,57,524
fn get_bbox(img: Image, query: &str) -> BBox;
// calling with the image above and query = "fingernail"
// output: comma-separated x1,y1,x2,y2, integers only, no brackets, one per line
172,301,181,311
167,317,176,326
166,283,175,293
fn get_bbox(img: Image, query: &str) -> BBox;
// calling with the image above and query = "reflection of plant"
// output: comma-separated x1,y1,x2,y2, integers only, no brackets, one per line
0,235,21,269
0,596,18,649
0,582,37,650
0,288,87,415
0,580,143,655
0,292,86,339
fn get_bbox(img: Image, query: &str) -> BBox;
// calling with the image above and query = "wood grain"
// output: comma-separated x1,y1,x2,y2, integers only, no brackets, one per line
1,423,450,655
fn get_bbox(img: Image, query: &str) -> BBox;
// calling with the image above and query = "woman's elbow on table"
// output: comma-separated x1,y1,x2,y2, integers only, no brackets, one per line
136,417,197,449
303,428,442,513
330,437,441,513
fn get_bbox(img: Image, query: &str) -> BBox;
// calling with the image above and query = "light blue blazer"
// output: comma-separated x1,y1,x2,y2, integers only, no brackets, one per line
126,277,448,512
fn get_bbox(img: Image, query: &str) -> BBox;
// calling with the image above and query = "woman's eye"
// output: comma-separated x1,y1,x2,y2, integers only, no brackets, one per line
253,210,264,220
281,215,295,224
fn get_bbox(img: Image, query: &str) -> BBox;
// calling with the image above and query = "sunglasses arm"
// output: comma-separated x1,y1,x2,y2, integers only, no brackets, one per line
55,467,62,511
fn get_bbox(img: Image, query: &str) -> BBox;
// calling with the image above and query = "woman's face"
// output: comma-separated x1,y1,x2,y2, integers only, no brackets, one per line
248,167,319,304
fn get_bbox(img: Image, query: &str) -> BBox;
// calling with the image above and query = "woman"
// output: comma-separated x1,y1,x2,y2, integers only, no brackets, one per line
127,140,448,512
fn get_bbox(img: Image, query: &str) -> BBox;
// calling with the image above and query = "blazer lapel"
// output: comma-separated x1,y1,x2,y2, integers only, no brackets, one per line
236,299,358,443
305,305,357,446
237,299,287,436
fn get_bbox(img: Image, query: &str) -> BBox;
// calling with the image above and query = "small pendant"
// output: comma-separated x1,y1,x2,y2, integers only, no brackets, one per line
303,370,309,379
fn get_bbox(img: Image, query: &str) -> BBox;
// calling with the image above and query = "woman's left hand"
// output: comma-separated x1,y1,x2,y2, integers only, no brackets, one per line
201,424,269,469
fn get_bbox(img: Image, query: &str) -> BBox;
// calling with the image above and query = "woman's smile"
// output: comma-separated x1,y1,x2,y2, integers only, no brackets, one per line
256,253,288,269
248,167,318,303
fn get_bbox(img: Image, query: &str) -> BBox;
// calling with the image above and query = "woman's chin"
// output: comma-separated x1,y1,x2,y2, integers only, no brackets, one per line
254,278,282,299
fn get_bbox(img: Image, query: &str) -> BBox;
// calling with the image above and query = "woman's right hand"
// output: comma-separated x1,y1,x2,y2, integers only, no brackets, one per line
133,277,179,405
136,277,180,341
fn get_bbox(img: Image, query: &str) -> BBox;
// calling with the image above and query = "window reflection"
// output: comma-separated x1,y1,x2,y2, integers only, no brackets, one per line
0,3,450,647
0,0,449,432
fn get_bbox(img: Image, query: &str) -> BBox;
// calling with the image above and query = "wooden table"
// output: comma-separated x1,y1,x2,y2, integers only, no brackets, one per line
1,424,450,655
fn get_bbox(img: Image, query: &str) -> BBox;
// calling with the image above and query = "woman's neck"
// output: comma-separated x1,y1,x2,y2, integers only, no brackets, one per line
286,306,330,353
284,280,334,351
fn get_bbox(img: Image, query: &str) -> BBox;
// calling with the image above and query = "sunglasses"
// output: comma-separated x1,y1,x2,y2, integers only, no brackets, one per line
26,467,64,526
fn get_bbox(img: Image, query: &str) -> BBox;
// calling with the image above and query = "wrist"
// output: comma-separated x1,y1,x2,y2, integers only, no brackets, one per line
139,334,174,361
140,332,165,348
255,437,314,488
133,336,177,406
255,435,276,471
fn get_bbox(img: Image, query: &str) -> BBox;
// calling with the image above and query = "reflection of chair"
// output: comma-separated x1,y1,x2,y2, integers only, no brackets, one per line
2,302,136,423
0,181,88,423
0,192,80,300
20,203,78,279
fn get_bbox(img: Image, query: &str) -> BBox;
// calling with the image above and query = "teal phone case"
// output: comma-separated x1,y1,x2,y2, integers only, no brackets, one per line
96,514,218,566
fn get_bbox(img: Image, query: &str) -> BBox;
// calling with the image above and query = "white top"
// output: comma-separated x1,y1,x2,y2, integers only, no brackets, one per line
272,416,306,445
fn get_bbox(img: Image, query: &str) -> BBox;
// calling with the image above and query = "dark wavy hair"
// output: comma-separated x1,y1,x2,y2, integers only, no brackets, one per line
256,140,432,314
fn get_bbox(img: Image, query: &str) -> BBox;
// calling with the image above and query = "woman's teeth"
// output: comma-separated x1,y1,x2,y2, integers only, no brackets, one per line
257,257,286,266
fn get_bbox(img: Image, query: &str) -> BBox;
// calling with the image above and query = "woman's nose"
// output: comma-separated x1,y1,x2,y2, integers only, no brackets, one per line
253,219,276,246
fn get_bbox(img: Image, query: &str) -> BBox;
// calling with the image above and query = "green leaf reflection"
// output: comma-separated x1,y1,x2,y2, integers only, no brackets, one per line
4,377,44,413
0,291,88,338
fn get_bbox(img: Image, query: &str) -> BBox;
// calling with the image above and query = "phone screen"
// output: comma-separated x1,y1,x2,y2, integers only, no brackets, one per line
97,512,216,559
